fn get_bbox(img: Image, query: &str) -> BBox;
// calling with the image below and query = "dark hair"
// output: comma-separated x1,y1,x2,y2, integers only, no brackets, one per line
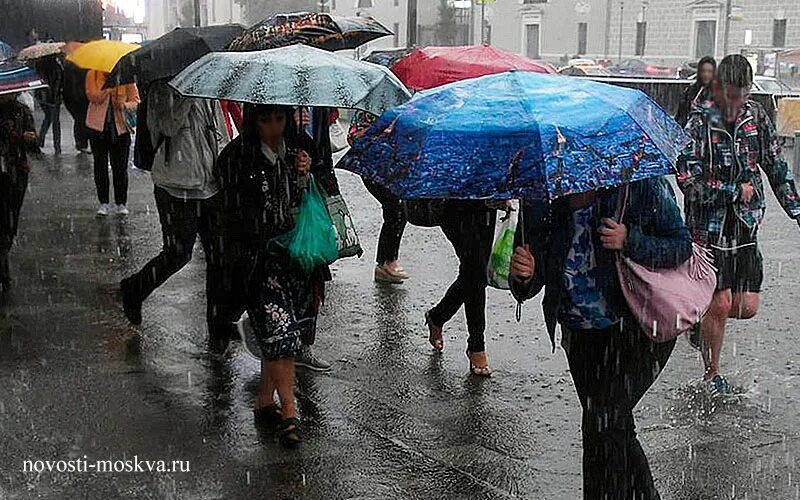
241,103,303,147
716,54,753,88
695,56,716,81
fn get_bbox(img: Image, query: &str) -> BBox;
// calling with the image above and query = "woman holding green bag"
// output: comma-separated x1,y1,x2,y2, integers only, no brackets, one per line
215,104,330,448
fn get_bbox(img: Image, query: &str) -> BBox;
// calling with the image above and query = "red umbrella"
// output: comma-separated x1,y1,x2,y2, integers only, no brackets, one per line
390,45,556,91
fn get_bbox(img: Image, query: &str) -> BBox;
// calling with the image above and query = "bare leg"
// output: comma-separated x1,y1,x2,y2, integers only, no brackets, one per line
729,292,759,320
701,290,732,380
266,357,297,419
385,259,403,272
256,358,276,409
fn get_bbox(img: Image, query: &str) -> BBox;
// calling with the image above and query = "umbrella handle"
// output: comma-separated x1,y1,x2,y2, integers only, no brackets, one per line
514,198,525,323
518,199,525,247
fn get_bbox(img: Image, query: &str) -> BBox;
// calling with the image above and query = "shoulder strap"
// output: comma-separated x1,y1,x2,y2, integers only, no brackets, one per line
615,183,630,223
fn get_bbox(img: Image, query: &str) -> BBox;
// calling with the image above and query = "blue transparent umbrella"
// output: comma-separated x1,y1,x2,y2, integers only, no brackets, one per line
339,71,689,200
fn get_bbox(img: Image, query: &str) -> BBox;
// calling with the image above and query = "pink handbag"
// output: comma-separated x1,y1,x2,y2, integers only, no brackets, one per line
615,185,717,342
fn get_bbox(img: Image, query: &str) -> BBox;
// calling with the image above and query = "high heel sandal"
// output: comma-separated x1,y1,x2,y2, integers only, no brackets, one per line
277,417,303,448
467,351,492,377
425,311,444,351
253,403,282,426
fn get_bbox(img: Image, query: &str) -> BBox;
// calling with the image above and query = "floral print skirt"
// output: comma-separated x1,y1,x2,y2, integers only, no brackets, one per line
246,259,318,361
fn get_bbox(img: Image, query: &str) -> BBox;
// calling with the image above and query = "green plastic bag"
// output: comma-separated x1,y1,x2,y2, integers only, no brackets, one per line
271,176,339,273
487,201,519,290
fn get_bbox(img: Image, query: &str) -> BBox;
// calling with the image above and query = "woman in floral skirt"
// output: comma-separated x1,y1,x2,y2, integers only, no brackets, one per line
215,104,327,448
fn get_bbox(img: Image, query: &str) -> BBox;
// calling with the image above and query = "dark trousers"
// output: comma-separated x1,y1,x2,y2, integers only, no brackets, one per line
89,130,130,205
363,178,406,265
38,103,61,152
0,169,29,283
562,322,676,500
123,187,227,328
73,118,90,151
428,208,496,353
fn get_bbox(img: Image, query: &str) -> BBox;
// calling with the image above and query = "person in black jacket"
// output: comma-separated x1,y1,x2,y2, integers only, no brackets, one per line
675,56,715,127
215,104,328,448
509,178,692,500
0,93,38,292
62,61,91,153
34,56,64,154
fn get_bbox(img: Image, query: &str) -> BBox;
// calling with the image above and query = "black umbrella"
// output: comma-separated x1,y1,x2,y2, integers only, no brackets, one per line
106,24,244,89
228,12,392,52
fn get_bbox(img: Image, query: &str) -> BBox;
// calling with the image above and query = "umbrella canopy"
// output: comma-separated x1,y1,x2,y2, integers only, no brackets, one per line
17,42,66,62
340,71,689,200
169,44,411,116
107,25,244,88
0,61,46,96
0,39,16,63
390,45,557,91
66,39,139,73
228,11,392,52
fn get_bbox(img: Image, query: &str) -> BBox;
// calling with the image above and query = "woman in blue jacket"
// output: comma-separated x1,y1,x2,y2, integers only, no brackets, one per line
510,177,692,500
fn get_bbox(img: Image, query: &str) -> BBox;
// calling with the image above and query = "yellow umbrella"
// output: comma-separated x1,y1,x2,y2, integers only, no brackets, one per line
66,40,139,73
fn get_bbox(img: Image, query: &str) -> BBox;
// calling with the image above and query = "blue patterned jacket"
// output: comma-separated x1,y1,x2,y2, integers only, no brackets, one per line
510,177,692,349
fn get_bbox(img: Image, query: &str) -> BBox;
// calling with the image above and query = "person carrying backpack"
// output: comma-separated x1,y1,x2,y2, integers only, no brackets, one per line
120,80,233,340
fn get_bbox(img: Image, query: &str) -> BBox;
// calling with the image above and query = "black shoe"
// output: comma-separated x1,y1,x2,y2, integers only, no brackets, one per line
120,278,142,326
208,321,239,341
688,322,702,351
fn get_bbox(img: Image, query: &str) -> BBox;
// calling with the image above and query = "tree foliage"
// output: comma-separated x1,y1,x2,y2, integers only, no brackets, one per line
436,0,458,46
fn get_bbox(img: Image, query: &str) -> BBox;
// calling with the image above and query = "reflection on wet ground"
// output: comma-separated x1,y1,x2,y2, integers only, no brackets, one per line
1,117,799,499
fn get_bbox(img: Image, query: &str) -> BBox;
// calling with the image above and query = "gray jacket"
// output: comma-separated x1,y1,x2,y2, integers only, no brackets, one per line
148,82,229,194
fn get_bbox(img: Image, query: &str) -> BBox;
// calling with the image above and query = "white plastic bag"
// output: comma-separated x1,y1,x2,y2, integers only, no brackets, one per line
18,91,35,113
486,200,519,290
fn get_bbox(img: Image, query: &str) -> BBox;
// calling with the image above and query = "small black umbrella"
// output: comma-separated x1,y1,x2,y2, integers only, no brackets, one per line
228,11,392,52
106,24,244,89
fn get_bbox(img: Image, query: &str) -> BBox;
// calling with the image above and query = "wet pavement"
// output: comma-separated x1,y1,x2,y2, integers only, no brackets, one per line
1,111,800,500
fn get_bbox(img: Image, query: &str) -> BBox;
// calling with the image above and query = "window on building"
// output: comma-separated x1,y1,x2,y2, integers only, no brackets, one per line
635,22,646,56
332,0,337,9
577,22,587,54
357,0,373,8
523,0,549,4
394,0,399,6
484,22,492,45
773,19,787,48
525,24,540,59
393,22,400,46
694,20,716,58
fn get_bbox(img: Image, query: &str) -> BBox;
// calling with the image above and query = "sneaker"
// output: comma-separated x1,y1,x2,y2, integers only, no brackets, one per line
96,203,111,217
236,312,262,361
295,346,332,372
374,264,405,284
115,204,130,216
705,374,733,396
120,278,142,326
688,322,702,351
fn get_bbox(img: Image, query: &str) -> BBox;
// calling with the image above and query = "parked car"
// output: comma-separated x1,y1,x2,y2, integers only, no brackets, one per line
567,58,596,67
678,61,698,80
608,59,676,78
753,75,795,94
558,64,611,77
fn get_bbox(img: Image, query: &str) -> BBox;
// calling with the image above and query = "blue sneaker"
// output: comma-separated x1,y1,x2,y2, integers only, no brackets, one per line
705,374,733,396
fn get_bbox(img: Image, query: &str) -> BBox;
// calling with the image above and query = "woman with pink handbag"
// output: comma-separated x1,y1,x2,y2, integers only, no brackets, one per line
509,177,694,500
